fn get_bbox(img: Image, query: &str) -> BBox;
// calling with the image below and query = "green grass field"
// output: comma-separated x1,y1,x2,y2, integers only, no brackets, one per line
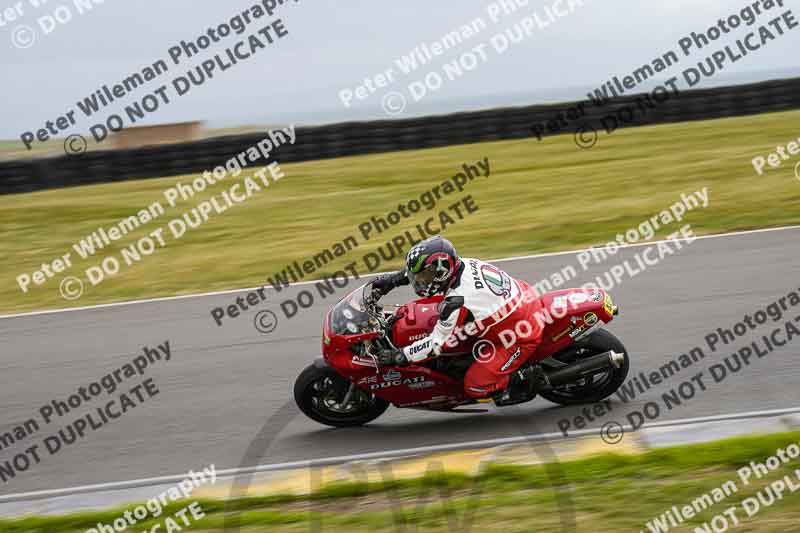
4,431,800,532
2,110,799,314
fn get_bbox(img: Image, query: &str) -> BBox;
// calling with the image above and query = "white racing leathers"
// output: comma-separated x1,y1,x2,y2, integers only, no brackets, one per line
402,258,529,362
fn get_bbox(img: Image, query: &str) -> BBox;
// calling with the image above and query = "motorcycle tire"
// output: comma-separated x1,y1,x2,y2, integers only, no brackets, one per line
538,329,630,406
294,363,390,427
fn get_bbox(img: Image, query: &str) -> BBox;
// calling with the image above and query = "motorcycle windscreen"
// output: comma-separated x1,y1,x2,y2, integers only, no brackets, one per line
329,285,379,335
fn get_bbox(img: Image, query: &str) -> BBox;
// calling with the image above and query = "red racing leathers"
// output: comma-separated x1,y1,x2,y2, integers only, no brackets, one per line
401,258,545,398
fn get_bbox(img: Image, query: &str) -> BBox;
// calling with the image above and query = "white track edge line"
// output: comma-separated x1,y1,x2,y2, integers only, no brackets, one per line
2,224,799,320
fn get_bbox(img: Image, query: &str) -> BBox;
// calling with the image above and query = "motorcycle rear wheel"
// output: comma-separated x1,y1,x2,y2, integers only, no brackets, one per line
538,329,630,406
294,363,390,427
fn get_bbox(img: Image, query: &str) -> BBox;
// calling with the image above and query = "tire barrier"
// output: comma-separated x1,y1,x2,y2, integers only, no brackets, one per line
1,76,798,195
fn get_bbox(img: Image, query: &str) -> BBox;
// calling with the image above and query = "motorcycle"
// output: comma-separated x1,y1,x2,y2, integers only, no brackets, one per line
294,280,630,427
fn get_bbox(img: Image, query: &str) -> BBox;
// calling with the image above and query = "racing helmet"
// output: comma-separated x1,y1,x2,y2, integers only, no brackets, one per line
405,236,460,297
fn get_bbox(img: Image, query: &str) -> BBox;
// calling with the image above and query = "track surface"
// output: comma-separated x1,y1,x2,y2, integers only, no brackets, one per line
1,227,799,496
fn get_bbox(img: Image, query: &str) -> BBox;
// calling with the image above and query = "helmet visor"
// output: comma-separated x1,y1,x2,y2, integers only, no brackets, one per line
409,267,437,296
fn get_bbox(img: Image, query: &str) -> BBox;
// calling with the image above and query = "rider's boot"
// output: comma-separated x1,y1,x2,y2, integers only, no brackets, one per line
493,364,541,406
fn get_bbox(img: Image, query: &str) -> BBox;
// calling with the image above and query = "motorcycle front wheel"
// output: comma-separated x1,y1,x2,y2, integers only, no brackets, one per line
294,363,390,427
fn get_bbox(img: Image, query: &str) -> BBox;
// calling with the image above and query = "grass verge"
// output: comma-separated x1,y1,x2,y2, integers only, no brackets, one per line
3,430,800,532
2,109,799,314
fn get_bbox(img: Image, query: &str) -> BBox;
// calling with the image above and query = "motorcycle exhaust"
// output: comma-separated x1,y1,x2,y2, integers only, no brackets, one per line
544,350,625,387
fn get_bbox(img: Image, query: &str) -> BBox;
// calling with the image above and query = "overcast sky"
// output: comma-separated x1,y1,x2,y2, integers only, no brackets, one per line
2,0,798,140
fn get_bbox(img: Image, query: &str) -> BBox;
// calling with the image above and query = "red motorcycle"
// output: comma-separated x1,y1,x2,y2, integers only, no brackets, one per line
294,280,630,427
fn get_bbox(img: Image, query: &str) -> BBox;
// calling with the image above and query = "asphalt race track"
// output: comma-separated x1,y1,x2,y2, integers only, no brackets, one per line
1,227,799,496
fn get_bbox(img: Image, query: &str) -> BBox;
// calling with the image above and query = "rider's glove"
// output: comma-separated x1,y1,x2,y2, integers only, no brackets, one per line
363,289,380,308
377,348,409,367
370,270,409,302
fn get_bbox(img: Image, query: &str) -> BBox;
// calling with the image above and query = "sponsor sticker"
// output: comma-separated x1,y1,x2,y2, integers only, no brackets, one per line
500,347,522,371
408,380,436,389
552,325,573,341
568,325,589,339
352,355,377,367
603,293,615,315
551,295,568,312
568,292,588,305
481,264,512,297
383,369,401,381
370,375,427,390
409,340,431,355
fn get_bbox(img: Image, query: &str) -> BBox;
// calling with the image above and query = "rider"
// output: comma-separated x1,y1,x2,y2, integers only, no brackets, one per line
369,236,545,404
